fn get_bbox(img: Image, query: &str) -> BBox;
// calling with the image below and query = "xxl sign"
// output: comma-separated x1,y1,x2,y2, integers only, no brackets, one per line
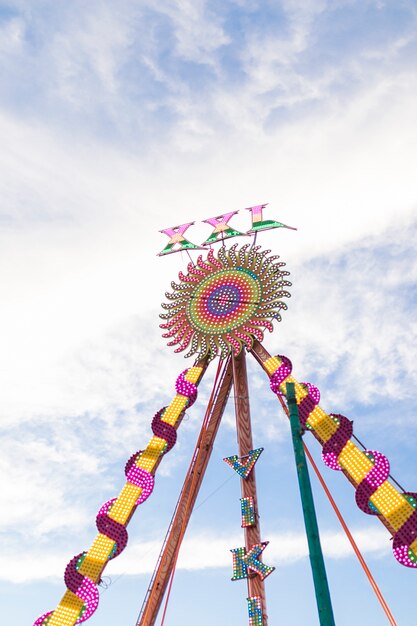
158,204,296,256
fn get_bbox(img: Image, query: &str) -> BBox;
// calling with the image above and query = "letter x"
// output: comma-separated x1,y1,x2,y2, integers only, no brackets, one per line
158,222,203,256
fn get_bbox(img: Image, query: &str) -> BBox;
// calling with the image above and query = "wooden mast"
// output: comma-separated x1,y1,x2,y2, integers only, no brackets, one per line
232,350,268,625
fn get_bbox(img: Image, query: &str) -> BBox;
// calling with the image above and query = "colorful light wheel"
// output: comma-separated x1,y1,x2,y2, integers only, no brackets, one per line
160,244,291,359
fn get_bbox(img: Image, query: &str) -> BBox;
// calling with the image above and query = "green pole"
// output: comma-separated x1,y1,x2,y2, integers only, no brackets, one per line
286,382,336,626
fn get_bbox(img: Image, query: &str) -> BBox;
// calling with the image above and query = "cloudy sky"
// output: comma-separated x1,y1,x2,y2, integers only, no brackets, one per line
1,1,417,625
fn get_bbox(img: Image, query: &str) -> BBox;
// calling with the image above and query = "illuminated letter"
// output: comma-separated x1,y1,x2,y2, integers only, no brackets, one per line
231,542,275,581
241,496,256,527
223,448,263,479
240,496,256,528
158,223,203,256
202,211,247,245
246,204,297,234
247,596,264,626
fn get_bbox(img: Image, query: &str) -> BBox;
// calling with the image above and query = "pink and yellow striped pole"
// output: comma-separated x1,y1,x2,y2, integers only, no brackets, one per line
251,342,417,567
33,361,208,626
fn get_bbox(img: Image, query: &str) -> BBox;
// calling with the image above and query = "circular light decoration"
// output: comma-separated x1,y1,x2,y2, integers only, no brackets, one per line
160,244,291,359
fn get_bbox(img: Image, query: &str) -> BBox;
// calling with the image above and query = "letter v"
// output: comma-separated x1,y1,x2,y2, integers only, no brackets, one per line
223,447,264,479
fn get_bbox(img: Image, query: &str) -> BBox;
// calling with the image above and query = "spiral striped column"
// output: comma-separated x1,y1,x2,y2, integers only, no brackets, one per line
33,364,206,626
265,353,417,568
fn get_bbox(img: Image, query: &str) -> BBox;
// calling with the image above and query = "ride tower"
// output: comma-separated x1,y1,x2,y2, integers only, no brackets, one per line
33,205,417,626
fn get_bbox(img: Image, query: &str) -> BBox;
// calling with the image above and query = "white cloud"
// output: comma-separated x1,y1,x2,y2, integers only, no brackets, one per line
274,225,417,408
151,0,230,63
0,7,416,616
0,14,24,55
0,525,389,583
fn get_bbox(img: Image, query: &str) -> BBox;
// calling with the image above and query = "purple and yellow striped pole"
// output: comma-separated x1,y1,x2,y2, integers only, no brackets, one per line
33,361,208,626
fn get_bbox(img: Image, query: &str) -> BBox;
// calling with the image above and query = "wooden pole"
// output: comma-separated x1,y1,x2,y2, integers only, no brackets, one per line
232,350,268,625
136,358,233,626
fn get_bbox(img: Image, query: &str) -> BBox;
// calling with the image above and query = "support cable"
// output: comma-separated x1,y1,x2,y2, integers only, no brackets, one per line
351,433,406,494
303,443,398,626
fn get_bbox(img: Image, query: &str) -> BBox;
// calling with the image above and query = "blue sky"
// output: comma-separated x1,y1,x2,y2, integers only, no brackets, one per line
1,1,417,625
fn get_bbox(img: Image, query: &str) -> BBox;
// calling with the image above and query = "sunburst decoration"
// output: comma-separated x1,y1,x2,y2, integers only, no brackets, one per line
160,244,291,359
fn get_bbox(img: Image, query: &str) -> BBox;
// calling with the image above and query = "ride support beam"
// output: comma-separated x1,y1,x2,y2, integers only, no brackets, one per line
136,358,234,626
232,350,269,626
286,382,335,626
36,358,210,626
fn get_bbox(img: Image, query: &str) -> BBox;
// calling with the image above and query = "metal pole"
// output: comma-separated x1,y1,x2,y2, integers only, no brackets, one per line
286,382,336,626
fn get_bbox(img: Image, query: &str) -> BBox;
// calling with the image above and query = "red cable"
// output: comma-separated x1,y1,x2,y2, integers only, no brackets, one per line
276,394,397,625
303,443,398,626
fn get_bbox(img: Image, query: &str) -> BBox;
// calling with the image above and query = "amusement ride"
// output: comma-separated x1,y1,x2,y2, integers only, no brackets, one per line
33,204,416,626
